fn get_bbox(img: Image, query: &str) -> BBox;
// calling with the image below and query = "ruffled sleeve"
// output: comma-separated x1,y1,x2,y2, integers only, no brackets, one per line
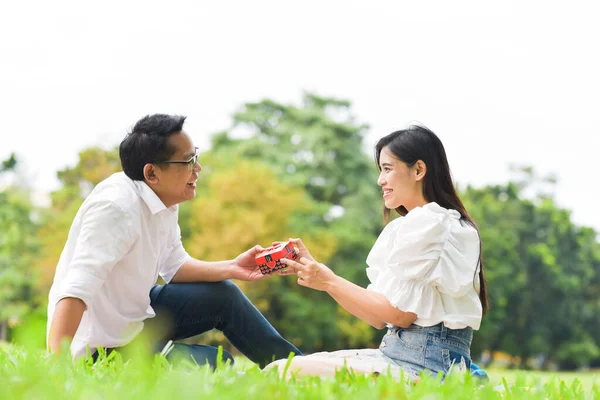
366,203,481,322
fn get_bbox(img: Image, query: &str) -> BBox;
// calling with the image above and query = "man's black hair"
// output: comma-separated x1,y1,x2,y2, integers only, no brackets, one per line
119,114,187,180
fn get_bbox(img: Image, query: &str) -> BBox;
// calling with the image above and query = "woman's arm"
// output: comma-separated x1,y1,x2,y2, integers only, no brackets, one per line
327,274,417,329
281,256,417,329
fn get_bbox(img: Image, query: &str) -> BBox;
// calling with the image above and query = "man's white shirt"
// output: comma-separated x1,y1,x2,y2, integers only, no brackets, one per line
47,172,192,359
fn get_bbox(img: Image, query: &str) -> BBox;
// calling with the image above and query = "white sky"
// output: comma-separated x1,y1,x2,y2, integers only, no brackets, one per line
1,0,599,230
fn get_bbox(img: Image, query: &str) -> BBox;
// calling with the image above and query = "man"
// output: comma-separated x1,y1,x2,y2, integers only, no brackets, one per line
47,114,301,367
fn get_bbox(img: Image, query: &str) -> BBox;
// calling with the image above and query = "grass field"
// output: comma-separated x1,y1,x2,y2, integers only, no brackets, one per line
1,343,598,399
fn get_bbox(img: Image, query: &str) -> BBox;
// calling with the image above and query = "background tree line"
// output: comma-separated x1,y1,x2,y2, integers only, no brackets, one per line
1,93,599,370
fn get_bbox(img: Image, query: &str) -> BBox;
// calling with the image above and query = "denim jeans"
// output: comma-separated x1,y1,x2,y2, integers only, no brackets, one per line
379,323,472,378
94,280,301,368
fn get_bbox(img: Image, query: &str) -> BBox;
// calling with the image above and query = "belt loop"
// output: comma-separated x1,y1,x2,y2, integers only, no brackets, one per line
440,323,447,340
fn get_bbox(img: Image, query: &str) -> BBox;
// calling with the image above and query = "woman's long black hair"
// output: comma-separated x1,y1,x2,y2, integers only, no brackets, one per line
375,125,488,316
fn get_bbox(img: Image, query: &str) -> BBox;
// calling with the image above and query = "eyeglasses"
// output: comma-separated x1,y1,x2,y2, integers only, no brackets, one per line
155,147,200,172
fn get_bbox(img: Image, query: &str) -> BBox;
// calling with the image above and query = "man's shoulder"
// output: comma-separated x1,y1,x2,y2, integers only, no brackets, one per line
85,172,141,213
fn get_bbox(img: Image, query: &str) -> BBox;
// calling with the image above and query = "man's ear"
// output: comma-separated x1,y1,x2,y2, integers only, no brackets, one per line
414,160,427,182
143,163,160,185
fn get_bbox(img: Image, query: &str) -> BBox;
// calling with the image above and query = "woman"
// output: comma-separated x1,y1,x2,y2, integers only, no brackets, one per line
267,125,488,379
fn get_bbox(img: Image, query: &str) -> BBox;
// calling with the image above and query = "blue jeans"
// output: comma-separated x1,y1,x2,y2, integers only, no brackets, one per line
379,323,473,378
95,281,301,368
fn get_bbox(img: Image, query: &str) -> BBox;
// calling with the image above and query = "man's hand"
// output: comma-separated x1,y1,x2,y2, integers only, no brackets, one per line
230,245,271,281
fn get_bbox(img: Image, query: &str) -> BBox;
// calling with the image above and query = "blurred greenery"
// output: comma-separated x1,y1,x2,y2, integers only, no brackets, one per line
0,163,41,339
1,93,599,372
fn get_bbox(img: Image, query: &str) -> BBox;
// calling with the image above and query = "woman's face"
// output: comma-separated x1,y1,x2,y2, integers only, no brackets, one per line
377,146,426,211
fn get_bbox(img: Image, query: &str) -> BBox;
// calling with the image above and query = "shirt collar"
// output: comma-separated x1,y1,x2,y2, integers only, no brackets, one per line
133,179,178,215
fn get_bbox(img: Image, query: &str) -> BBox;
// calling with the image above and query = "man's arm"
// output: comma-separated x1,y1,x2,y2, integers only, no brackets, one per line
170,245,269,283
48,201,136,355
47,297,86,354
171,258,236,283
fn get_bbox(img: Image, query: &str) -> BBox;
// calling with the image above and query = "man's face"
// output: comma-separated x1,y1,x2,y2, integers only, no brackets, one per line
149,131,201,207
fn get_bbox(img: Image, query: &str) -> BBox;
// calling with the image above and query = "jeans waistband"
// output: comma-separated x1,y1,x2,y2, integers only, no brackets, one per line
390,323,473,348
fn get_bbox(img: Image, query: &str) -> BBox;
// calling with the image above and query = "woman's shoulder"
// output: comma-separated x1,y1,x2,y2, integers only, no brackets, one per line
395,202,460,236
410,202,461,222
382,202,457,227
382,202,478,247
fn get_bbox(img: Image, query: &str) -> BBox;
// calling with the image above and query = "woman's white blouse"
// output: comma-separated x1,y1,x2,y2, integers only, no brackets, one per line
366,202,482,330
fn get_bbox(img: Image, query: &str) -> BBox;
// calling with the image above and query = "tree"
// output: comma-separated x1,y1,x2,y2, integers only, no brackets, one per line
197,93,386,348
184,160,340,350
463,167,600,369
37,147,121,290
0,155,40,341
1,153,17,173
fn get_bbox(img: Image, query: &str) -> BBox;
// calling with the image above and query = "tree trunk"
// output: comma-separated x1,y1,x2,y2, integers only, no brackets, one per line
0,321,7,342
519,348,531,370
482,337,503,368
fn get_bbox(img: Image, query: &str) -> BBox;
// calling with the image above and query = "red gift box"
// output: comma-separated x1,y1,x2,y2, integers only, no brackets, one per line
255,241,298,275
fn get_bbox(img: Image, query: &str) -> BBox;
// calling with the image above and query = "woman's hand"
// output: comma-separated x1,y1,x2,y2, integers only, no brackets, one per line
280,256,337,291
276,238,316,276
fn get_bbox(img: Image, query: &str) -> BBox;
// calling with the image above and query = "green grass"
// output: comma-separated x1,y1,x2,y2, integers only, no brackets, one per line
1,344,599,400
487,367,600,392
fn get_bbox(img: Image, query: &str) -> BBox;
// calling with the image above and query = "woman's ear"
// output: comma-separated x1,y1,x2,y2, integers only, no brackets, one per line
143,163,159,185
414,160,427,181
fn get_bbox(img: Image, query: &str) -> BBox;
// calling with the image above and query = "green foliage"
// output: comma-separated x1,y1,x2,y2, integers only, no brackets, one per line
1,153,17,172
194,93,384,349
183,160,341,350
463,167,600,369
0,159,40,339
37,146,121,290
